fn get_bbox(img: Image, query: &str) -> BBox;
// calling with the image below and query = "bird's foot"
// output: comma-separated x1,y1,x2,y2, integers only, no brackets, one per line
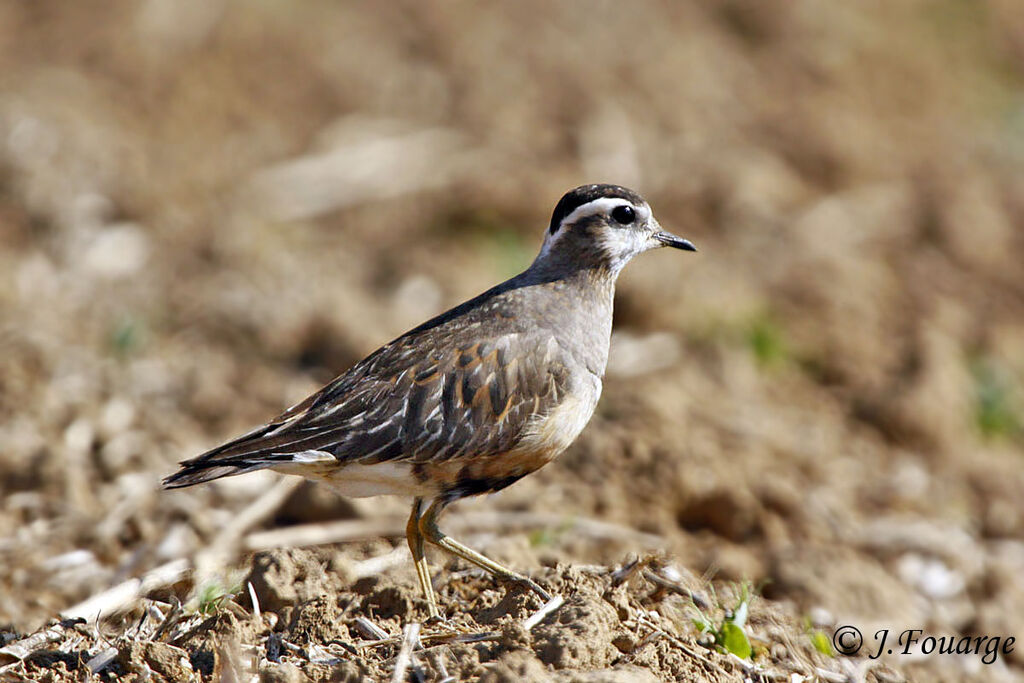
501,574,551,602
423,612,451,628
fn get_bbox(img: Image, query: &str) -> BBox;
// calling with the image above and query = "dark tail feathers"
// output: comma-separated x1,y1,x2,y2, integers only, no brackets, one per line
161,460,274,489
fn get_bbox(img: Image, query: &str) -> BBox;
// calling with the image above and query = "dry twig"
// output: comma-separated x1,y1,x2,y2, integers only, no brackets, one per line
523,595,564,630
610,554,646,586
60,559,190,624
245,510,662,552
430,650,455,683
247,581,261,623
641,569,710,610
390,623,420,683
85,647,118,675
353,617,390,641
0,627,64,666
151,598,183,643
358,629,500,651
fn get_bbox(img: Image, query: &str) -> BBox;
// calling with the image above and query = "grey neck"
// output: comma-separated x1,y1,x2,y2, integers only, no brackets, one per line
517,258,618,378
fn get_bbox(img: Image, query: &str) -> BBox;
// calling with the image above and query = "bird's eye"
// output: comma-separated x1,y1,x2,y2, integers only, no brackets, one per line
611,205,635,225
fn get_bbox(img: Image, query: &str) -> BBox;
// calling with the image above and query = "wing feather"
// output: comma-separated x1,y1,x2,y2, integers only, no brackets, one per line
164,323,572,488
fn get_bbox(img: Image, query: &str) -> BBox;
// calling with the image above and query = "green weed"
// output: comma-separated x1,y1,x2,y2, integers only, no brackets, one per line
746,314,788,368
970,357,1021,439
804,617,834,657
109,316,144,356
195,579,242,616
528,518,573,548
692,582,754,659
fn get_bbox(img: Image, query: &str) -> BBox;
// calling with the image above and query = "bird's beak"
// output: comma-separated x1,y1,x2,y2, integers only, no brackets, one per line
654,231,697,252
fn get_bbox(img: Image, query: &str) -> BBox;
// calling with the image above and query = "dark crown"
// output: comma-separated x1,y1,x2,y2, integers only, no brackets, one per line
548,184,646,234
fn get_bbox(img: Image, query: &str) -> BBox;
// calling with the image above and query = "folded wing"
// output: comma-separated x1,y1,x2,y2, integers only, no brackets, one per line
162,327,569,489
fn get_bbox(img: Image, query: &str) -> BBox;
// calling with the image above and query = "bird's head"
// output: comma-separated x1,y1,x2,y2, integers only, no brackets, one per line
535,184,695,276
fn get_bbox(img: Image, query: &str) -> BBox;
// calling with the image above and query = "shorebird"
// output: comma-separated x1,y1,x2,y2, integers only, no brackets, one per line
163,184,696,619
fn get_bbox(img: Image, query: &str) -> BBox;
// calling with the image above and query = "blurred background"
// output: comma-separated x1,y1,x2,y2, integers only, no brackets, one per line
1,1,1023,680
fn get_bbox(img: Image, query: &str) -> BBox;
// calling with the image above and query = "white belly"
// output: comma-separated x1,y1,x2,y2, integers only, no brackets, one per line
514,375,602,460
327,462,436,498
273,457,434,498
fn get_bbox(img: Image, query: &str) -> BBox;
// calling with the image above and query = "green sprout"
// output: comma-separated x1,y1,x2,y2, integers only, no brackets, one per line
195,579,241,616
528,518,574,548
109,315,144,356
692,582,754,659
746,314,788,368
970,357,1021,439
804,617,834,657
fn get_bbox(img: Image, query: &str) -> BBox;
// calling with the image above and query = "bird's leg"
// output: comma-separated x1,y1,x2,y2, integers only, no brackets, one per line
418,498,551,602
406,498,440,620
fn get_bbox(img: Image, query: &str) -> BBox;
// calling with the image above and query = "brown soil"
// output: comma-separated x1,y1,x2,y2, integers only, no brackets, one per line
2,2,1024,682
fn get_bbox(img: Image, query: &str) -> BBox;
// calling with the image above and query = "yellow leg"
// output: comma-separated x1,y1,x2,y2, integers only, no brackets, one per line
406,498,440,620
418,498,551,602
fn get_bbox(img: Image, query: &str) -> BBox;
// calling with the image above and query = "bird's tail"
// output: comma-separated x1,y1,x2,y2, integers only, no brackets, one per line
163,443,337,489
162,393,336,490
161,460,277,489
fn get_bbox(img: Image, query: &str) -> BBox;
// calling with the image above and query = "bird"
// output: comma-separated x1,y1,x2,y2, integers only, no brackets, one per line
163,184,696,620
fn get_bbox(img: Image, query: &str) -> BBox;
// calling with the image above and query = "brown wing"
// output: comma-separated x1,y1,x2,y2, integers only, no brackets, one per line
163,324,571,487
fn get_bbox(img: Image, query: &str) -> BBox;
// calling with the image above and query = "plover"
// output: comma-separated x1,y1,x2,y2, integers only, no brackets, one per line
164,184,696,619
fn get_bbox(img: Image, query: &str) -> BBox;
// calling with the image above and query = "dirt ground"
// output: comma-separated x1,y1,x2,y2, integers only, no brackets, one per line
2,2,1024,681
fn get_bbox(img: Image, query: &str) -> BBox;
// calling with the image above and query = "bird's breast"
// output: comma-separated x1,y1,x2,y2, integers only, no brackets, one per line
514,375,602,462
421,374,603,502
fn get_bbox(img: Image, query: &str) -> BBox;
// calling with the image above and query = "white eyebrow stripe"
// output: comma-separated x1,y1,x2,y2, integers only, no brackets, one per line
560,197,640,227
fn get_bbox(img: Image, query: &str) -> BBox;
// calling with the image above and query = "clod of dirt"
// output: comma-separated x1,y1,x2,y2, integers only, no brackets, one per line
245,548,338,612
145,642,193,681
327,659,373,682
167,612,265,679
532,593,621,670
479,650,552,683
172,611,244,650
259,661,308,683
483,652,664,683
555,666,662,682
601,585,634,621
117,641,193,681
476,586,537,625
360,585,413,622
497,619,533,650
611,632,638,654
285,596,348,644
625,639,740,683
